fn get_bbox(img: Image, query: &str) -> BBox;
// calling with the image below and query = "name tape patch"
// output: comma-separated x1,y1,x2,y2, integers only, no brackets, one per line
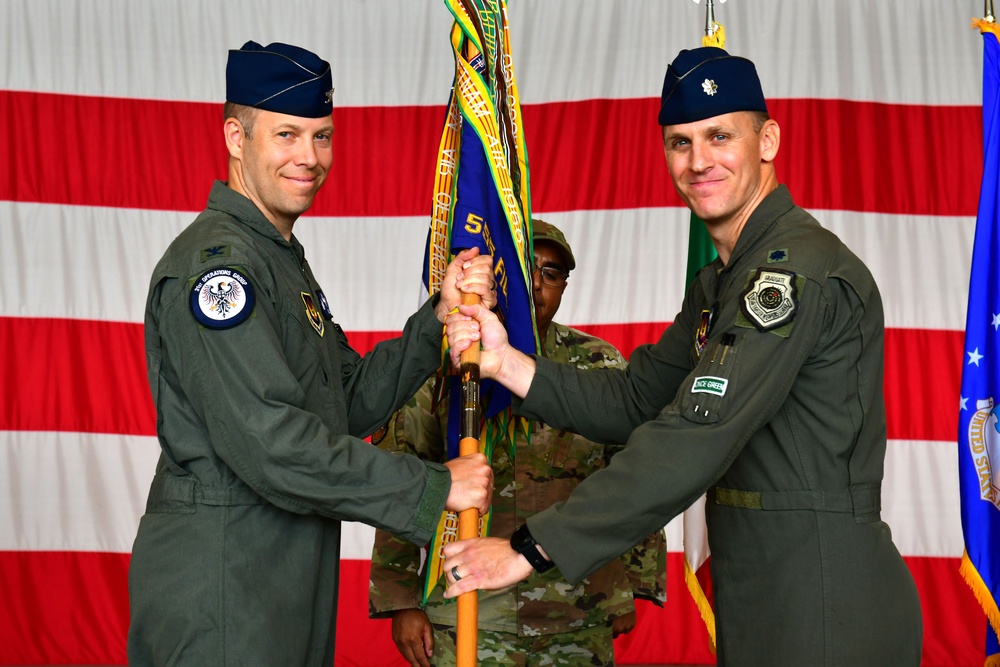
692,376,728,397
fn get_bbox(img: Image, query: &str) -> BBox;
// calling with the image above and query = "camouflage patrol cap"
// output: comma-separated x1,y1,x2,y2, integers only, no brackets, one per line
532,219,575,272
226,41,334,118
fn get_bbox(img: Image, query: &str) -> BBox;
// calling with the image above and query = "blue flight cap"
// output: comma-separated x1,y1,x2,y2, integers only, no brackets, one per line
658,47,768,126
226,41,334,118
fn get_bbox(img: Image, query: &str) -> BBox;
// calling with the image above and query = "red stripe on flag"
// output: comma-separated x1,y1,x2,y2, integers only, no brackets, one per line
908,554,988,667
523,98,982,217
884,327,963,443
571,321,670,361
768,98,979,217
0,317,963,441
0,317,155,435
0,316,396,434
0,90,444,216
0,552,980,666
1,91,979,217
296,555,997,667
0,551,130,665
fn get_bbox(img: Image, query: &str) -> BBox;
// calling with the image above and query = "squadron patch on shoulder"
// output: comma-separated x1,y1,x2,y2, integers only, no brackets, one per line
739,268,798,332
301,292,325,337
190,267,255,329
315,289,334,320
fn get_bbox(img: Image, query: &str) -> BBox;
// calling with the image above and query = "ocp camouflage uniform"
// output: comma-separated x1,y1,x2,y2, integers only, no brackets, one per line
370,322,666,664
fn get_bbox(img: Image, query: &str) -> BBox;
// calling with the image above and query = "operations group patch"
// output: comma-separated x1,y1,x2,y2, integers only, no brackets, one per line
190,267,255,329
740,267,798,332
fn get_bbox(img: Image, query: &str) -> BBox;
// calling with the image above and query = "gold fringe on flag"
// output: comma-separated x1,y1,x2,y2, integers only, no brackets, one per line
683,558,717,652
960,550,1000,640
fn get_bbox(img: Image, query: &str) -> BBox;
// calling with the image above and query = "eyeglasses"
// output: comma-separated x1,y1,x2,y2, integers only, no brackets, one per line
532,264,568,288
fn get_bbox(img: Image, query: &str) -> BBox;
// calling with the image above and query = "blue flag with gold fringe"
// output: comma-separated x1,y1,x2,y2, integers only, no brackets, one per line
424,0,536,425
420,0,536,604
960,22,1000,666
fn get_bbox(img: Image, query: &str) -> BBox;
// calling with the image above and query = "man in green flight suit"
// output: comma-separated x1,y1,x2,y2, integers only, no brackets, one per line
439,47,924,666
369,220,667,666
127,41,495,666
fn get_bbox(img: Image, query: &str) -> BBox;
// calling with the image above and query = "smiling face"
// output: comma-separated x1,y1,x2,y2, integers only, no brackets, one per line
662,110,779,234
225,108,334,237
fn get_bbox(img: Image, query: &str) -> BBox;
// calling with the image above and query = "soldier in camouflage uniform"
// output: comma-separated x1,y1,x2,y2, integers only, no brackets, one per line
369,220,667,667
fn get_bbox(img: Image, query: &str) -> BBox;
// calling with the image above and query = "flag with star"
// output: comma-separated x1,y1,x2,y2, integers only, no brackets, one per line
960,21,1000,665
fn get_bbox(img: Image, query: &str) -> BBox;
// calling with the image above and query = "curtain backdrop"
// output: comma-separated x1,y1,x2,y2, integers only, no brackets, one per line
0,1,984,664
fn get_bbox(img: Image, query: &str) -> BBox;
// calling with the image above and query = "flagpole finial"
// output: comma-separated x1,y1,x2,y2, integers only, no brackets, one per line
695,0,727,48
705,0,717,38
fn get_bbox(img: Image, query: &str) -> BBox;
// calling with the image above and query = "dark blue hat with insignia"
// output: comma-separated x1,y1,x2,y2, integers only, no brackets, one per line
226,41,334,118
658,47,768,126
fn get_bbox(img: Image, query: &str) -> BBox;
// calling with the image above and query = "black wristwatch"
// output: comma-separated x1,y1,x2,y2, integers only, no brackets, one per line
510,524,554,573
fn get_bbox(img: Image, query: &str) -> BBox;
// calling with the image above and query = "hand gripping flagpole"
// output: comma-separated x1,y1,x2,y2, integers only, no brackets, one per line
454,39,483,667
457,289,481,666
435,3,536,662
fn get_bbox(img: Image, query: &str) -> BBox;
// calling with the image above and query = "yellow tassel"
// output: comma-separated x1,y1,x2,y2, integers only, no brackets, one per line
974,17,1000,35
702,22,726,48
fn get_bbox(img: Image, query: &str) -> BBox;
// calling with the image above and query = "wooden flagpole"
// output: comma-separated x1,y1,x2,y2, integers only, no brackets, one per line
456,290,482,666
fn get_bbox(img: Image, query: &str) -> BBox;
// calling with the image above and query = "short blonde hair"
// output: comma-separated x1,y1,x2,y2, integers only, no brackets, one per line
223,102,259,140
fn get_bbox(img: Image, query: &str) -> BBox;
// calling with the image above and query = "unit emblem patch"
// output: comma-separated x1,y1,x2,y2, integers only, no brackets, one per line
694,302,717,358
740,268,798,332
302,292,325,337
190,267,255,329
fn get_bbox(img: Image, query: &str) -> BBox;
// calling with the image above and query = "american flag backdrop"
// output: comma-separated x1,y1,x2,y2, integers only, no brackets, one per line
0,1,986,664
